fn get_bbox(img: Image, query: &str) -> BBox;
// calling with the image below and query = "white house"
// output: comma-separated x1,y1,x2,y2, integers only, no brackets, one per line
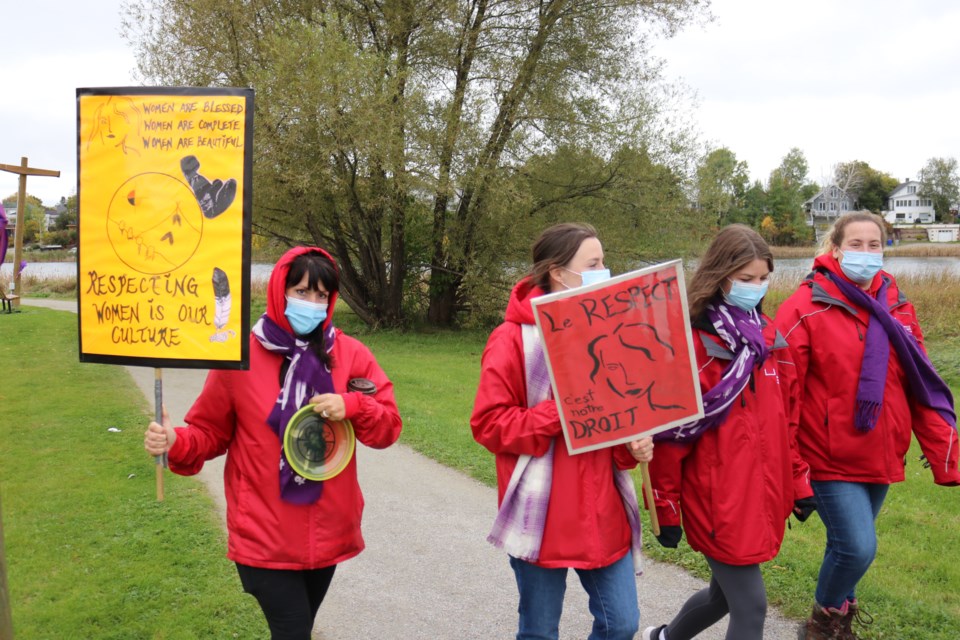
883,180,935,224
803,185,854,226
925,224,960,242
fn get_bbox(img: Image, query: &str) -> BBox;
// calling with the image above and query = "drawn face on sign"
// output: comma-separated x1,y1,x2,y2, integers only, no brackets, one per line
587,321,685,412
87,96,142,156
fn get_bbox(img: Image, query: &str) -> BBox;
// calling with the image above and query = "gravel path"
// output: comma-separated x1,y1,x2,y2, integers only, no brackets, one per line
25,298,803,639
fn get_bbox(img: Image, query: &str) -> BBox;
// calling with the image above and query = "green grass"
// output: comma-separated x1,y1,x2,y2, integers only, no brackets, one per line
638,436,960,639
650,279,960,639
356,329,493,485
0,308,267,639
5,275,960,639
356,284,960,639
347,293,960,639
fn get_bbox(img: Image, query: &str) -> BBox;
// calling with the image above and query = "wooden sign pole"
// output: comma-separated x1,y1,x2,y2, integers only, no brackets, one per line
0,157,60,307
155,369,165,502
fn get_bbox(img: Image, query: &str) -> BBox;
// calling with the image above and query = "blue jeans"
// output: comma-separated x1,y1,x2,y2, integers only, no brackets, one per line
811,480,889,609
509,552,639,640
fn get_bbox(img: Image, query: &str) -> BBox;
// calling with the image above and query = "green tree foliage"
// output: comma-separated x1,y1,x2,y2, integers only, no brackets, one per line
2,193,45,244
51,196,78,231
919,157,960,222
729,180,767,228
771,147,808,190
860,171,900,214
45,195,79,246
764,147,813,245
832,160,898,212
124,0,706,326
446,142,702,325
518,145,704,260
695,147,748,228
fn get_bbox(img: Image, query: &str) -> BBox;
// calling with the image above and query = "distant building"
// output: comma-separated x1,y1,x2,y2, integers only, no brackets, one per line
803,185,854,230
925,224,960,242
44,208,60,232
2,204,16,233
883,180,935,224
802,185,864,243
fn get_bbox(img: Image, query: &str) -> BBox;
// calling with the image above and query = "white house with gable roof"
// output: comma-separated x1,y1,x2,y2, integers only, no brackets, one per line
883,180,934,224
803,185,854,226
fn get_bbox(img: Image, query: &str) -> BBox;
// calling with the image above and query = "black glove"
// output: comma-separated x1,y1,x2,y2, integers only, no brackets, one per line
655,526,683,548
793,497,817,522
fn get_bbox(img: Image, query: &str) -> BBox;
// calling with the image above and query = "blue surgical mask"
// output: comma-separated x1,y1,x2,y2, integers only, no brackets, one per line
723,279,768,311
581,268,612,287
564,267,612,288
284,297,328,335
839,250,883,284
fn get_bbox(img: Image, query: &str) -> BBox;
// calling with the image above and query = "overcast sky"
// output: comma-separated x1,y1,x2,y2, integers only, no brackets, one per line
652,0,960,186
3,0,959,206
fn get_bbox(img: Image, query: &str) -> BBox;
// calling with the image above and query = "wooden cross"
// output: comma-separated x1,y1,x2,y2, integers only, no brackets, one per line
0,157,60,308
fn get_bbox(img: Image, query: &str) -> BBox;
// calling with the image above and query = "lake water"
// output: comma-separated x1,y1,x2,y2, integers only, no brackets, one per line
1,262,276,282
768,256,960,285
2,256,959,287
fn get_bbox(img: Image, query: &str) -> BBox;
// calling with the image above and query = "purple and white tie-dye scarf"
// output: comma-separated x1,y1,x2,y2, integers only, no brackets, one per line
252,314,337,505
488,324,644,573
655,301,768,444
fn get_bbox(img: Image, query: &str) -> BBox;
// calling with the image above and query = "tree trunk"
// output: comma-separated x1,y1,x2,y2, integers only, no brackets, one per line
427,269,462,326
427,1,566,326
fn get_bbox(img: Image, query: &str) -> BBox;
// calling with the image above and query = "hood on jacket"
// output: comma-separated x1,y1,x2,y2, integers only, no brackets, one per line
504,278,546,325
266,246,340,335
812,252,885,293
808,253,907,320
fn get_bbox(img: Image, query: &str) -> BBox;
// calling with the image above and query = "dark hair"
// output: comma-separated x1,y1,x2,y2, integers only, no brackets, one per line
529,223,599,291
687,225,773,318
286,250,339,295
819,211,887,255
286,251,339,365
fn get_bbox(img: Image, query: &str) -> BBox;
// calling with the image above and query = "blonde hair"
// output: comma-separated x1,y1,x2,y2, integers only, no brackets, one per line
688,225,773,318
817,211,887,256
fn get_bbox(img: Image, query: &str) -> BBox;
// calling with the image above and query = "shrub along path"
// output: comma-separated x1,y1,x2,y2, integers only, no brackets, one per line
25,298,800,640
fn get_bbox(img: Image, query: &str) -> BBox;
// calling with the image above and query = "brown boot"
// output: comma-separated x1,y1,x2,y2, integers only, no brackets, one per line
798,603,848,639
838,599,873,639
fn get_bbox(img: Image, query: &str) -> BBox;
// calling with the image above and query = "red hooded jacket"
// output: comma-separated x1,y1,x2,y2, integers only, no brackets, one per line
774,254,960,486
166,246,403,570
471,279,640,569
649,312,812,565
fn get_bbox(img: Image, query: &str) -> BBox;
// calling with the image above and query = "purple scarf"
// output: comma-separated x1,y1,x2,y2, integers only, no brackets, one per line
655,302,768,443
828,273,956,432
252,314,337,504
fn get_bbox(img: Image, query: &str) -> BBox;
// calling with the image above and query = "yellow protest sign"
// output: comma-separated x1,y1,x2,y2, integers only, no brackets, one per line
77,87,253,369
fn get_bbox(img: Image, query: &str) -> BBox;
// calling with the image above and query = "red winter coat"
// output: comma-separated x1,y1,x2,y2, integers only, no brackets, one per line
774,254,960,486
471,278,640,570
649,312,811,565
166,247,403,570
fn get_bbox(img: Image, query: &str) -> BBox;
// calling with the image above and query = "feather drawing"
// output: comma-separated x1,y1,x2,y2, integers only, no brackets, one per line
210,267,235,342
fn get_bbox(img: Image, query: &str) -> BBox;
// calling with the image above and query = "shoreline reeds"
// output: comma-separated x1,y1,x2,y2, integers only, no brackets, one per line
771,242,960,260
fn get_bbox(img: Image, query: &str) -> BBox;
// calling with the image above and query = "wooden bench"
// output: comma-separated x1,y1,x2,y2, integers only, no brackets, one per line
0,283,18,313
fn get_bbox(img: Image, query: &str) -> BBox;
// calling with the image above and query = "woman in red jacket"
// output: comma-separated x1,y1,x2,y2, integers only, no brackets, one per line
775,212,959,639
144,246,402,640
471,222,654,640
642,225,812,640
